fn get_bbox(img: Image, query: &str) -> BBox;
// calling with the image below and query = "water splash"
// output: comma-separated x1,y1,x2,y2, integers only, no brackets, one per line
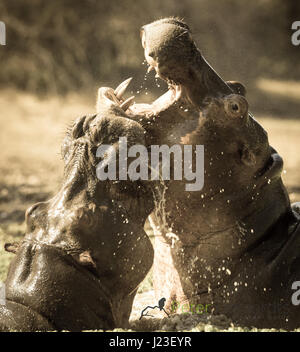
136,60,151,95
149,166,179,248
155,76,161,88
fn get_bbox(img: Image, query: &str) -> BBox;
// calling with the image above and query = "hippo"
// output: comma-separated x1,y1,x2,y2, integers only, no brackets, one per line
0,85,154,331
123,18,300,329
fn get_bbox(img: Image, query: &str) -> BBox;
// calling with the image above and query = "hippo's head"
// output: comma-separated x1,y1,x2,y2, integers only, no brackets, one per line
140,17,232,108
8,86,155,327
133,19,294,322
27,89,152,236
126,18,250,146
140,18,289,235
130,17,291,267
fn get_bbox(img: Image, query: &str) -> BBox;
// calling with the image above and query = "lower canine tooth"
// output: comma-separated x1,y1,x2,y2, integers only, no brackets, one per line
120,96,135,111
175,85,182,100
114,77,133,99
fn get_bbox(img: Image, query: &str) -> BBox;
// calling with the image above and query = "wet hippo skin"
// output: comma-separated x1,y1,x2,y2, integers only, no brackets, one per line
0,88,154,331
127,17,300,329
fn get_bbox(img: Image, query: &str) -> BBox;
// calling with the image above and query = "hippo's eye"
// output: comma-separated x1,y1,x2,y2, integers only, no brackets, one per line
224,94,248,119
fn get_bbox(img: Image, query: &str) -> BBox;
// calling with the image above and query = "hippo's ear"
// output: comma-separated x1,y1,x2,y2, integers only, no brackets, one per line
72,250,97,273
78,251,97,268
227,81,246,97
4,242,20,254
292,202,300,217
240,145,256,166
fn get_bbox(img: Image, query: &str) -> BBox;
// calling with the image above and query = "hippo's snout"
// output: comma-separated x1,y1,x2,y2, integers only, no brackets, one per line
25,201,48,233
138,18,242,114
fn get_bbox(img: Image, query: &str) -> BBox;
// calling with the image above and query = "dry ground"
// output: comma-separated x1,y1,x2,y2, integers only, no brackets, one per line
0,81,299,331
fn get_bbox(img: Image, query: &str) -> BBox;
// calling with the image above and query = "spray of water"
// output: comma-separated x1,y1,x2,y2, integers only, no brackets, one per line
148,165,179,248
136,60,151,95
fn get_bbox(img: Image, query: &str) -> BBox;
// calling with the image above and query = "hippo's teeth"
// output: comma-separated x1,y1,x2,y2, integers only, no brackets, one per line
108,91,121,105
175,85,182,100
147,65,155,73
120,96,135,111
114,77,133,99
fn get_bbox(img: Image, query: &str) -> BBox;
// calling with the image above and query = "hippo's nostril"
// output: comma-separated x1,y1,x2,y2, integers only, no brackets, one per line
25,203,40,218
25,201,47,221
25,202,47,233
25,203,40,231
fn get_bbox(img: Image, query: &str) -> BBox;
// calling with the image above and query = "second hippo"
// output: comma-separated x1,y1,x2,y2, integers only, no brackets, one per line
126,18,300,329
0,84,154,331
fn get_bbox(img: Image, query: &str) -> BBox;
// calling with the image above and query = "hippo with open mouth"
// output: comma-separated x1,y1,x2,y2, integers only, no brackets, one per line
1,17,300,331
0,86,154,331
122,18,300,329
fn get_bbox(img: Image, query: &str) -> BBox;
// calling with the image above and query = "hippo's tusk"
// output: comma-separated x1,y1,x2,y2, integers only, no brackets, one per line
120,96,135,111
114,77,133,99
147,65,155,73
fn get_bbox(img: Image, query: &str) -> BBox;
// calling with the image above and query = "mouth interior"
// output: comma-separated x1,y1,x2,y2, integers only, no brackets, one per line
150,82,182,109
137,32,185,111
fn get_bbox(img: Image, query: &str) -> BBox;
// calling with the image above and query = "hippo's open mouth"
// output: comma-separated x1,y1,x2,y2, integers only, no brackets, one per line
96,21,197,116
96,76,186,125
99,18,235,117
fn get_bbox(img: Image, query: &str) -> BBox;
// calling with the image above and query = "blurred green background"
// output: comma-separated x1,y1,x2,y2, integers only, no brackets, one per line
0,0,300,116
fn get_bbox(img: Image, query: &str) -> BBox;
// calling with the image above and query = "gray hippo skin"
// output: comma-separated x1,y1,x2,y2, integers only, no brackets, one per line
0,87,154,331
127,18,300,329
